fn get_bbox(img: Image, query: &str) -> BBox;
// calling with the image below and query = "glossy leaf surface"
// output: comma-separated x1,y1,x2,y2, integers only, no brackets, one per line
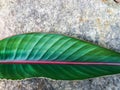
0,33,120,80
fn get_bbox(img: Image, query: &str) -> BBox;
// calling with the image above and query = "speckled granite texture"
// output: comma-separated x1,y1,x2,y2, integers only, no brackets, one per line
0,0,120,90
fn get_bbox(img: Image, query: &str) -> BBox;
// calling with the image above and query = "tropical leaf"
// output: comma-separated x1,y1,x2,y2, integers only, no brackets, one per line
0,33,120,80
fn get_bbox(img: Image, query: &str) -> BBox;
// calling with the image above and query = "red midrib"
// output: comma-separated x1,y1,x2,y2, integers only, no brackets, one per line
0,61,119,66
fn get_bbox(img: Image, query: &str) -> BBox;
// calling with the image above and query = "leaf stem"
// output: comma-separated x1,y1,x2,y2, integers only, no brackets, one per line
0,61,120,66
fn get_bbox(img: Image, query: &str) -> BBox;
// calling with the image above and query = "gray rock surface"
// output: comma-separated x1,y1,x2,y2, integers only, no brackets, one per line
0,0,120,90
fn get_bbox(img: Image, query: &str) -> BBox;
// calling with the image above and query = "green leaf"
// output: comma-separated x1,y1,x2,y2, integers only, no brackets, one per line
0,33,120,80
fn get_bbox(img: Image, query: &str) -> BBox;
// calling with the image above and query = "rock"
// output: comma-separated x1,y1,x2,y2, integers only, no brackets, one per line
114,0,120,3
0,0,120,90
